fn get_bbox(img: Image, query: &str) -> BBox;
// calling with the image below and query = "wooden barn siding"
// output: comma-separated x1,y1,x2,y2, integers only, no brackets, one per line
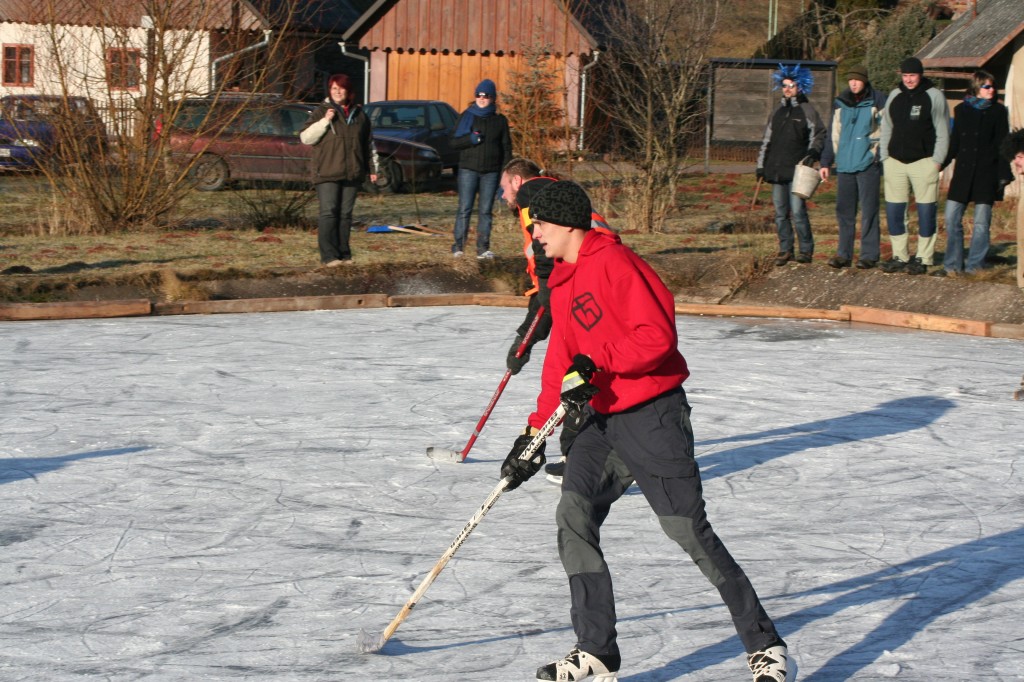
384,50,569,115
712,66,836,144
361,0,590,56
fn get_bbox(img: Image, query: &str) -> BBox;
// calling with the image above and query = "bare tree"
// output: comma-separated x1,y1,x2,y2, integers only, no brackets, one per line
14,0,320,234
503,37,569,170
760,0,888,63
582,0,720,233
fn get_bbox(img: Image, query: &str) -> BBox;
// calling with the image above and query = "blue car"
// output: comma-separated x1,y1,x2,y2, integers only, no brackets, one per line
0,116,55,170
363,100,460,171
0,95,106,171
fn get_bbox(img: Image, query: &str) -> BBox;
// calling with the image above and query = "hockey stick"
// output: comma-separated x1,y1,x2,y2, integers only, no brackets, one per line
426,304,547,463
359,402,566,654
751,177,763,209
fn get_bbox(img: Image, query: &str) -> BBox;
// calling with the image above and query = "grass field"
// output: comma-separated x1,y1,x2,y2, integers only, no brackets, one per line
0,165,1019,301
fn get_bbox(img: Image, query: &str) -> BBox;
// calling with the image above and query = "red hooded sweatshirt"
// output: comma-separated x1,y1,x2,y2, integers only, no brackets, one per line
528,229,689,430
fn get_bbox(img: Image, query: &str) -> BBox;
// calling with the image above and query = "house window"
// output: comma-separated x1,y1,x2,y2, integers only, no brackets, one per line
2,45,33,87
107,48,141,89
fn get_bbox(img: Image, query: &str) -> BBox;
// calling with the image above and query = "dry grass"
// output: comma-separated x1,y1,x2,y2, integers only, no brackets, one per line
1,168,1019,302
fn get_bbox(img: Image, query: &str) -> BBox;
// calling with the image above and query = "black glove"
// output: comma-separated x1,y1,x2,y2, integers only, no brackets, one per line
500,427,546,491
561,354,599,421
506,335,531,375
756,167,765,181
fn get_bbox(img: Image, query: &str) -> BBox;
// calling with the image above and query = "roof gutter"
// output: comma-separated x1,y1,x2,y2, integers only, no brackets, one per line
577,50,600,151
340,42,370,104
209,30,272,92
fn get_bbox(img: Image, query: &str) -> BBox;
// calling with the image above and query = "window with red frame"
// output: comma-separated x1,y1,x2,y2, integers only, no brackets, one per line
107,48,141,89
2,45,33,86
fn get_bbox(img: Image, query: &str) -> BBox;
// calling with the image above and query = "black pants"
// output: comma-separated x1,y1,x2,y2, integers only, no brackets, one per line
556,388,783,657
316,180,360,262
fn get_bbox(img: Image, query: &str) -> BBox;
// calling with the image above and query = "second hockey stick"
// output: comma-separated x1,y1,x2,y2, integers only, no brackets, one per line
426,304,546,463
360,401,566,654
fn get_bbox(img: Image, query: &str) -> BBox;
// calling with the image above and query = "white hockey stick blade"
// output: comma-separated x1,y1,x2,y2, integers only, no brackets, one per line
426,446,464,463
357,628,385,654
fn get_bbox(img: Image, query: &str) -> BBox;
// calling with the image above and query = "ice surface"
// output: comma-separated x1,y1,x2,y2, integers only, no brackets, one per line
1,307,1022,680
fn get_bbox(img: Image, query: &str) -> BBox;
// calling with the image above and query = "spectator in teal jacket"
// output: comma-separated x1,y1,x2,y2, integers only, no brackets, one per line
819,65,887,269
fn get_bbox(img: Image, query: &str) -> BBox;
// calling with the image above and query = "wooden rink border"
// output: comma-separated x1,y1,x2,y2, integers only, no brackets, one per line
1,293,1022,340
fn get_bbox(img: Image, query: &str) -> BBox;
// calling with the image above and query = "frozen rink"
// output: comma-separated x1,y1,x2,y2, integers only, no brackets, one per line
1,306,1022,681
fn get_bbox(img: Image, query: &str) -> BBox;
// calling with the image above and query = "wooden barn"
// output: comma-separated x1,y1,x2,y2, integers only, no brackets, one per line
706,58,837,162
341,0,601,139
916,0,1024,122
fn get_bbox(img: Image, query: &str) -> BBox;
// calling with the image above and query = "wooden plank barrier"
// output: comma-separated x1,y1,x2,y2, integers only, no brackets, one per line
152,294,389,316
990,323,1024,341
675,303,851,321
386,294,481,307
0,299,151,321
841,305,991,336
473,293,529,308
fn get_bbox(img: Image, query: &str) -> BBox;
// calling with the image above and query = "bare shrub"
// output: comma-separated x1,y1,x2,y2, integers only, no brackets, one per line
14,0,321,234
579,0,720,233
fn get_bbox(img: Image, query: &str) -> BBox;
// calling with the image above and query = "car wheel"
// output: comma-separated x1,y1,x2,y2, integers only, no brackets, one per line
191,154,229,191
375,158,404,194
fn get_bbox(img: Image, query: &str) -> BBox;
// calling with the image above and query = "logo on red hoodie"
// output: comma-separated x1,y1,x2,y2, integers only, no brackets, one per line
572,292,602,330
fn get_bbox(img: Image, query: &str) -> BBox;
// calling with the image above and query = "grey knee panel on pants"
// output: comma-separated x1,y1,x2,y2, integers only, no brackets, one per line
658,515,726,587
556,490,608,575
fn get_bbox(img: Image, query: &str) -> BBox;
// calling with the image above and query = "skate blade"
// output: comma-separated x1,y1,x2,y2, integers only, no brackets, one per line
426,446,464,463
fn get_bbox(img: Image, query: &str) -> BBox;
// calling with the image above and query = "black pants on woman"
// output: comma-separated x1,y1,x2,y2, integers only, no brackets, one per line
316,180,360,262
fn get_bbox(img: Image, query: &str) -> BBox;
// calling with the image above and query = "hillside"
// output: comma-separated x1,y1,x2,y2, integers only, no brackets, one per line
712,0,807,57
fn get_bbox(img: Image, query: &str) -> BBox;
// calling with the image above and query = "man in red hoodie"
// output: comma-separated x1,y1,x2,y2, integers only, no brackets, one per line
500,181,793,682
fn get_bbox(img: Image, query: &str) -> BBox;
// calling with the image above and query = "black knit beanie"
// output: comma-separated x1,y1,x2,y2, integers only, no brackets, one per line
899,57,923,75
530,181,592,229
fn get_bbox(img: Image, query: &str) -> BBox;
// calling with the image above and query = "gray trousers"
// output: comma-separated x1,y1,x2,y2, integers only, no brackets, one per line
835,163,881,262
557,388,783,657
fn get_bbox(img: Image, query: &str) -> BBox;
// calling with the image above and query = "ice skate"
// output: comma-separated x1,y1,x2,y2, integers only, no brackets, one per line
545,456,565,484
536,646,620,681
748,643,796,682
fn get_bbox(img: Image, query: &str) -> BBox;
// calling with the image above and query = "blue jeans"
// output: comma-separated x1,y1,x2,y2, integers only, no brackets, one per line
943,200,991,273
316,180,360,262
453,168,499,255
772,182,813,256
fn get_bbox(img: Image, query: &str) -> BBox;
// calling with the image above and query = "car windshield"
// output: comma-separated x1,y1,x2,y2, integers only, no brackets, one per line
1,97,89,121
365,105,426,129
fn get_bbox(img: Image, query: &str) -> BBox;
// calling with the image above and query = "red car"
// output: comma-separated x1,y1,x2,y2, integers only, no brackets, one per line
161,95,443,192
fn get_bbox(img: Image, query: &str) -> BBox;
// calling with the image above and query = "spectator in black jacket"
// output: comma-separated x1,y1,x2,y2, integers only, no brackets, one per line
878,57,950,275
450,79,513,259
757,64,826,266
300,74,377,266
933,71,1013,277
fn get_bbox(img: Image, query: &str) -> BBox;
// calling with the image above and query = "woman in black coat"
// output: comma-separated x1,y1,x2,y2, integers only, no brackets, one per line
449,79,512,259
937,70,1013,275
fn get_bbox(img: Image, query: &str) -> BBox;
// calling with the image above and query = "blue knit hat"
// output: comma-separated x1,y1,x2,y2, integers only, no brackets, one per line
475,79,497,97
